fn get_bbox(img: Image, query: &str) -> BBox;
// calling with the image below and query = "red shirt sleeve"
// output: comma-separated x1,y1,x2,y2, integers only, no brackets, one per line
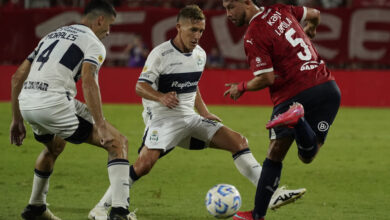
289,5,306,23
275,4,306,23
244,29,274,76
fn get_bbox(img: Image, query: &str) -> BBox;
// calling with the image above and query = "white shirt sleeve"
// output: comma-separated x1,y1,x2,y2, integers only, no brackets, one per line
83,41,106,67
138,49,161,84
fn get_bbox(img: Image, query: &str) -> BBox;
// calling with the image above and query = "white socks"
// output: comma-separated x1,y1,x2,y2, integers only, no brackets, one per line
233,149,262,186
107,160,130,209
29,169,51,205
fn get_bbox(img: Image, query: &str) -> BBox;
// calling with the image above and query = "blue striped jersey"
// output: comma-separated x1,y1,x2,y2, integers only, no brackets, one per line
19,24,105,110
138,40,206,118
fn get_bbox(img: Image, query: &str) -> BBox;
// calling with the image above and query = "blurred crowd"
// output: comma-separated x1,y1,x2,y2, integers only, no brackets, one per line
2,0,390,9
1,0,389,69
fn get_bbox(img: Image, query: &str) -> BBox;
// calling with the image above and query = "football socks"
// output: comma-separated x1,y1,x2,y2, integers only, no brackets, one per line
253,158,282,219
29,169,52,205
294,118,318,160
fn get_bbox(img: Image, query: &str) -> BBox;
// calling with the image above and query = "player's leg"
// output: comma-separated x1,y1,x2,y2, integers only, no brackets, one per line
298,81,341,163
89,116,184,220
21,136,66,220
266,101,319,164
84,122,132,219
19,108,68,220
209,126,262,186
235,137,294,220
252,137,293,219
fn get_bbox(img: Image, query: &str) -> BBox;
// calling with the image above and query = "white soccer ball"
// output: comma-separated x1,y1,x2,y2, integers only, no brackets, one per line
205,184,242,218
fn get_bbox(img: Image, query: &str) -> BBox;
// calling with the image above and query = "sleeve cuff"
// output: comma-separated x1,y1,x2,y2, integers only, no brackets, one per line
253,67,274,76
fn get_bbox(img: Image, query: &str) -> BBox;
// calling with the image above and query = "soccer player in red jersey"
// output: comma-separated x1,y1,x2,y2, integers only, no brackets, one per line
222,0,341,219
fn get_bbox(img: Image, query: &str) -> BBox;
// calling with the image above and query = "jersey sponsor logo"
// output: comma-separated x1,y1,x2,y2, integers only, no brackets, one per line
317,121,329,132
158,71,202,94
256,57,262,63
300,61,320,71
171,80,198,89
23,81,49,91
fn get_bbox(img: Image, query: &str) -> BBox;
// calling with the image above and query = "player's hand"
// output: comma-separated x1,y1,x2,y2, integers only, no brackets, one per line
224,83,244,100
159,91,179,109
304,23,317,39
10,119,26,146
97,122,114,148
202,112,222,122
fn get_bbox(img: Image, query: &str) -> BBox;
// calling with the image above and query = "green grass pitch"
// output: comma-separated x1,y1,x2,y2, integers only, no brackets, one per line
1,102,389,220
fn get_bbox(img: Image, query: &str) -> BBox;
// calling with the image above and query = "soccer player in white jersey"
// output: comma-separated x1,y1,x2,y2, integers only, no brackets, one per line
88,5,305,219
9,1,135,220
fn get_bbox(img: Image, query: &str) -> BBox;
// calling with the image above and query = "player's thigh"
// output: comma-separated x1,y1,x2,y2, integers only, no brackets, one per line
269,101,295,140
301,81,341,144
184,115,224,147
85,121,127,150
209,126,248,153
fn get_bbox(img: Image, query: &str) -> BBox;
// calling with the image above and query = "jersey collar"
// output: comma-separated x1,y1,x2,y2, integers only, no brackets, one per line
249,7,265,24
170,39,193,57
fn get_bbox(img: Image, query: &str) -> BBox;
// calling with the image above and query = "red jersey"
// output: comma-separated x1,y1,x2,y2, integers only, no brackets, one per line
244,4,334,105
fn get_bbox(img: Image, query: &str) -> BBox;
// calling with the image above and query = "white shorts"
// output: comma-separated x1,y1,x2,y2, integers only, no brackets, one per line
20,97,93,144
142,114,223,152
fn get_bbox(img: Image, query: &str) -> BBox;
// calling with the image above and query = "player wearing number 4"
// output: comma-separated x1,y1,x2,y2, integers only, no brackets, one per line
88,4,305,220
10,1,136,220
222,0,341,220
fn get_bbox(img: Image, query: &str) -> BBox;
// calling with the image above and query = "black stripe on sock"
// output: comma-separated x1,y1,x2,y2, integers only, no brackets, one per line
232,148,251,160
34,169,52,178
107,159,129,167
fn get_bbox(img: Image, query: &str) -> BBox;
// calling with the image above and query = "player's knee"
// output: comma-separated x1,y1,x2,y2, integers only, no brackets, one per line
298,154,314,164
45,141,65,158
231,135,249,154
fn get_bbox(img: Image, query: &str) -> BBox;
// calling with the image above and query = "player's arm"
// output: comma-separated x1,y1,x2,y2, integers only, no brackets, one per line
10,59,31,146
81,62,113,147
195,89,222,122
135,81,179,109
224,71,274,100
303,7,321,39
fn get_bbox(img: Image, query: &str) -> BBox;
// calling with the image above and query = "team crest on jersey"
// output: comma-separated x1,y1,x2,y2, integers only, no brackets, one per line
142,65,148,73
197,56,204,66
150,130,159,143
98,55,104,63
256,57,262,63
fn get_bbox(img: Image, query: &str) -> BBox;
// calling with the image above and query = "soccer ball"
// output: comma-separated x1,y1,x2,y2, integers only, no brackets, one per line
205,184,242,218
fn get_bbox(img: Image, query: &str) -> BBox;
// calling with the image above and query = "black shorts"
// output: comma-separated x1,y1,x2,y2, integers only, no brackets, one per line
269,80,341,144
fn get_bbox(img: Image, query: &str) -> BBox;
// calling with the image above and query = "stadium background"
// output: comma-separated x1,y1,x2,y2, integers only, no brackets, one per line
0,0,389,220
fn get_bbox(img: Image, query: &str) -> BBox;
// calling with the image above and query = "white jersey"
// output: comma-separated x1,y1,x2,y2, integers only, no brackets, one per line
138,40,206,118
19,24,106,110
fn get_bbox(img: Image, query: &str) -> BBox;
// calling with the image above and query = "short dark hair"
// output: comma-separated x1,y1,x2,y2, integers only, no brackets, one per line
84,0,117,17
177,5,205,22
